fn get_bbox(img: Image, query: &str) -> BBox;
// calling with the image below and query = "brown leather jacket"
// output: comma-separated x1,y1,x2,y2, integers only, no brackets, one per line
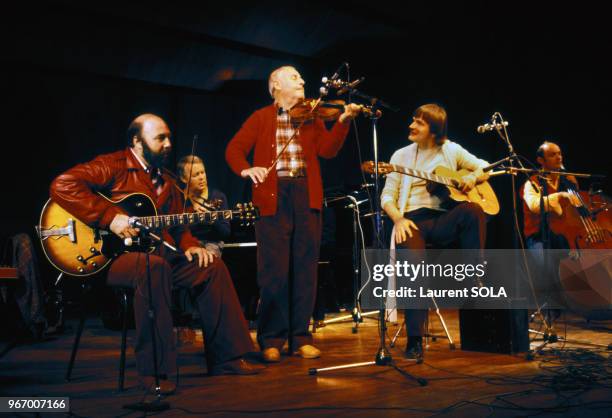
50,148,200,251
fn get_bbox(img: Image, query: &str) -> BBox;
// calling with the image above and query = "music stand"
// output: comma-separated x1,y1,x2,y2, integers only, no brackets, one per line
319,193,379,333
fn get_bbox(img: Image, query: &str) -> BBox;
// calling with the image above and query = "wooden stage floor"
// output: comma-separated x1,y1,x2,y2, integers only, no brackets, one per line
1,310,611,417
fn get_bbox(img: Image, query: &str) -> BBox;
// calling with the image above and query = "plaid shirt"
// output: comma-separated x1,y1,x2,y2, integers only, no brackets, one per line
276,109,306,176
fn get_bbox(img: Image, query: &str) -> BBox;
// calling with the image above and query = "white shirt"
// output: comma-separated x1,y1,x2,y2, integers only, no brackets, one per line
381,139,489,214
406,146,446,212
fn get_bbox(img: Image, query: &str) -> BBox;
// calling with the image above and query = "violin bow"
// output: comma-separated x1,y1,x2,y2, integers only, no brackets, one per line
182,134,199,213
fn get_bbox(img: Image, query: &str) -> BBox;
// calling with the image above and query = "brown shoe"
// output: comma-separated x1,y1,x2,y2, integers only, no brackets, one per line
208,358,260,376
138,376,176,395
294,344,321,359
262,347,281,363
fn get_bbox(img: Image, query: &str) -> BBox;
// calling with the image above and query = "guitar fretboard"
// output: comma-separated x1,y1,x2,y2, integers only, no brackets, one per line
139,210,234,229
390,164,454,187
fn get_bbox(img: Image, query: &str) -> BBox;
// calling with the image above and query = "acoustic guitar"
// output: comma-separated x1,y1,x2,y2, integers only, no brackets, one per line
362,161,499,215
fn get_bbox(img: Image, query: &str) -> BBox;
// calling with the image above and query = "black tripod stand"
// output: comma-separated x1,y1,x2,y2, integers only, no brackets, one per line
123,222,176,412
308,88,426,386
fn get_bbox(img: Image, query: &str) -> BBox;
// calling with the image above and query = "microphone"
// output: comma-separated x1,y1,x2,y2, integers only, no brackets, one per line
321,77,344,88
321,62,348,87
128,217,140,228
124,217,146,246
320,76,343,96
476,121,509,133
330,62,348,81
337,77,365,95
128,217,150,230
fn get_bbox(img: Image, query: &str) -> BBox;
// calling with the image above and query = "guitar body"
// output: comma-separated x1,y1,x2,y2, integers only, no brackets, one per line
38,193,259,277
431,166,500,215
38,193,157,277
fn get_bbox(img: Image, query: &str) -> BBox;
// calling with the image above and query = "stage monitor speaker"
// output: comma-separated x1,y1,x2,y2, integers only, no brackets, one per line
459,309,529,354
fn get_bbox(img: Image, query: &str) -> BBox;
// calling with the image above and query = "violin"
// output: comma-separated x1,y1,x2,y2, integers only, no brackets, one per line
288,98,381,123
190,196,223,211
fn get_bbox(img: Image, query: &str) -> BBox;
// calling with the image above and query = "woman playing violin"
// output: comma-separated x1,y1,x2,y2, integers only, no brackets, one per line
178,155,230,257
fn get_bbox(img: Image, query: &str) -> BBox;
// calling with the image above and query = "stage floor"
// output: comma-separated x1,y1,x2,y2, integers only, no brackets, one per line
1,310,611,417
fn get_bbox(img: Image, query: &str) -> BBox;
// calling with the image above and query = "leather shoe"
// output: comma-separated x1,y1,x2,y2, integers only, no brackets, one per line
294,344,321,359
138,376,176,395
314,320,326,329
208,358,260,376
405,336,424,363
262,347,281,363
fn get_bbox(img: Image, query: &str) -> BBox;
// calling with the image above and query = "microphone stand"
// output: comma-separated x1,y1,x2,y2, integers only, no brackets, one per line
309,89,426,387
123,220,174,412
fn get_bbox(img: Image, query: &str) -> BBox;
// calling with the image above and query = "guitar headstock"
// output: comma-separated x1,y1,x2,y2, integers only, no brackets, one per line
361,161,393,175
234,202,260,226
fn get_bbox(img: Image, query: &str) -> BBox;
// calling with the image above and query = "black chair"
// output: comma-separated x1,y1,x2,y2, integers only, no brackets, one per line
65,283,131,391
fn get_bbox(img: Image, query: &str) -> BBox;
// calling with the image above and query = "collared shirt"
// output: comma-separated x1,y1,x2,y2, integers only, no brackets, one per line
275,108,306,176
129,147,164,195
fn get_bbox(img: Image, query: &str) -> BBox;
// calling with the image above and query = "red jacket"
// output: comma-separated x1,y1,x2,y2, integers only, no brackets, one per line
49,148,200,251
225,104,351,216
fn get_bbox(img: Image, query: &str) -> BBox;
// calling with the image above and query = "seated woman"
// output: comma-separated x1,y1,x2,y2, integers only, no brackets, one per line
177,155,231,258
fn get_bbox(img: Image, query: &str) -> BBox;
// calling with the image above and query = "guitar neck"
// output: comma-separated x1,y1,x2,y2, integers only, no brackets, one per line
390,164,453,186
138,210,234,229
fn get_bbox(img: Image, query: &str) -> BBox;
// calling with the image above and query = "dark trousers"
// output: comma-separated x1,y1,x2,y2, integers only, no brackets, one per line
107,251,253,376
254,178,321,350
397,202,487,337
526,233,569,310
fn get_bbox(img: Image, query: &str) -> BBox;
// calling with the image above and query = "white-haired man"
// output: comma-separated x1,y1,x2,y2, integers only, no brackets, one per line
226,66,360,362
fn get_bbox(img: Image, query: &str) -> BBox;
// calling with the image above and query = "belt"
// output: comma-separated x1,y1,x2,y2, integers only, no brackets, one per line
277,169,306,178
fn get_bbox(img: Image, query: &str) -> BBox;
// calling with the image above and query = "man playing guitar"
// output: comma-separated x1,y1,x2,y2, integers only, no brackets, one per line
380,103,491,360
49,114,259,394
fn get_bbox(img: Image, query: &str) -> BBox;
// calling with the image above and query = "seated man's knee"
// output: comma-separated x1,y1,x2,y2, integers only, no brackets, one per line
397,232,425,250
459,202,485,221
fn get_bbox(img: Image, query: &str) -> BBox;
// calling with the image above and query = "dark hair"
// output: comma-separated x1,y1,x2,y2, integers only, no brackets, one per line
413,103,448,145
126,120,143,147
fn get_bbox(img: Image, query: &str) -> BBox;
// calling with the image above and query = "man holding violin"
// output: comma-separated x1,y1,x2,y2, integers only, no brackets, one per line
226,65,361,362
